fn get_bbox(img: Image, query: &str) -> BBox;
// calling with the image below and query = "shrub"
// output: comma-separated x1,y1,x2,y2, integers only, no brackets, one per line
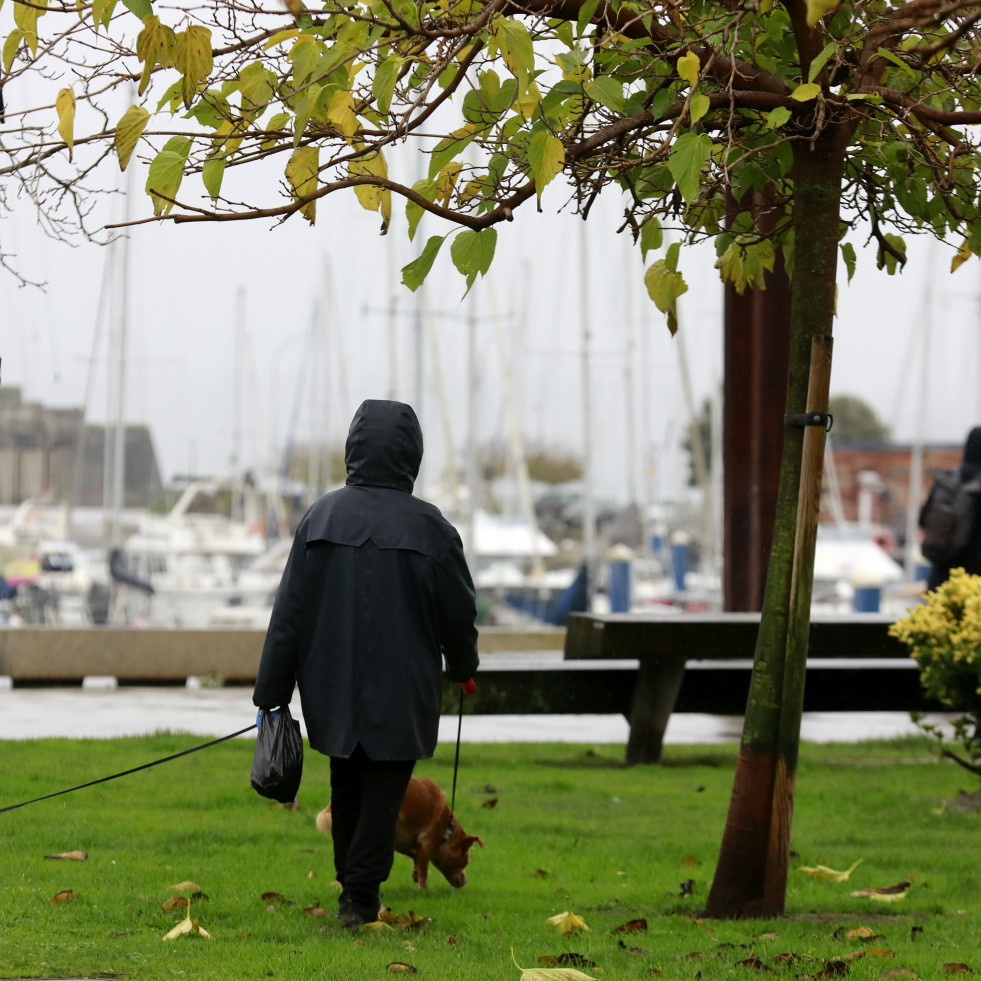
889,568,981,778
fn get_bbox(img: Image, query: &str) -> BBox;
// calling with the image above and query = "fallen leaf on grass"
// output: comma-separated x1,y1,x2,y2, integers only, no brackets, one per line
482,797,499,809
533,869,551,878
540,954,596,969
800,859,863,882
162,897,189,912
617,940,644,955
944,965,973,975
736,956,770,971
512,948,596,981
879,970,918,979
838,926,884,942
680,879,695,896
261,891,293,904
387,962,418,973
616,919,648,933
168,880,201,892
50,889,74,904
163,905,212,941
45,850,87,861
379,909,432,930
841,950,896,962
546,911,590,934
361,920,396,933
850,882,910,901
304,906,328,917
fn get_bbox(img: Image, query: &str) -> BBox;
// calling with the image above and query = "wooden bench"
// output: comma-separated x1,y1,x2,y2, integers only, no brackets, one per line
562,612,933,764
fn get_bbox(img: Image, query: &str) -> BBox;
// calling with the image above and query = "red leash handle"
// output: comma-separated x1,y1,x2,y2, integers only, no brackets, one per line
459,679,476,695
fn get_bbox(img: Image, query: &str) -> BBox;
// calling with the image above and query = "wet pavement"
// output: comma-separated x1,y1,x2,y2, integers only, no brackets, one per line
0,678,952,744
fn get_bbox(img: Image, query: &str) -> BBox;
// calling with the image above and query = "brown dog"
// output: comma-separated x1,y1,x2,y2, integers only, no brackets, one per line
316,776,483,889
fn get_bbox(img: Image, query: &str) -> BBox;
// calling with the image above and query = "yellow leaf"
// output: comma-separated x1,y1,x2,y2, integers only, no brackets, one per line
163,899,212,940
349,147,388,213
174,24,213,108
545,911,590,934
327,90,358,137
114,104,150,171
951,239,972,273
805,0,839,26
790,83,821,101
45,849,87,861
677,50,700,88
168,881,202,892
360,920,395,932
286,145,320,223
800,859,862,882
512,948,596,981
56,87,75,161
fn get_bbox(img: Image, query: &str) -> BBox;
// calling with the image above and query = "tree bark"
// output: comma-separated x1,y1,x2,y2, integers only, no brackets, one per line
704,132,845,919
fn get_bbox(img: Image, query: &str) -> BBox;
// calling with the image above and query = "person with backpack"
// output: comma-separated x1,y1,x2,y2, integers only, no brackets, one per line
919,426,981,590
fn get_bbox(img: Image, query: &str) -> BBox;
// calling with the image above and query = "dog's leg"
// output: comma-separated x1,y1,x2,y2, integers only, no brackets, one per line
413,848,431,890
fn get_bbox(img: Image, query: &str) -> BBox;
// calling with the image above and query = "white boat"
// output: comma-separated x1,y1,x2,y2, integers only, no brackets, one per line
110,478,282,628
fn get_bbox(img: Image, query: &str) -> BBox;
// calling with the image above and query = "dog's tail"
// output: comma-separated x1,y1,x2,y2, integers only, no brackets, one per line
315,803,332,834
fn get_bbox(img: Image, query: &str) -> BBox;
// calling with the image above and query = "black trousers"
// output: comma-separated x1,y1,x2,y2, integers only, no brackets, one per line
329,744,414,912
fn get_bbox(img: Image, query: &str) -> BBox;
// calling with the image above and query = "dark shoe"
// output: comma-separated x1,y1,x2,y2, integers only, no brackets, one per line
338,890,380,930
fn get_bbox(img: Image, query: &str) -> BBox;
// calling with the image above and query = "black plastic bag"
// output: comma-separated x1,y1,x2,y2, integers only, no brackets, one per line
251,707,303,803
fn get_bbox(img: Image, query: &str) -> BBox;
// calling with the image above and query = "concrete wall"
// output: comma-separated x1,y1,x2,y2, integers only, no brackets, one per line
0,626,565,683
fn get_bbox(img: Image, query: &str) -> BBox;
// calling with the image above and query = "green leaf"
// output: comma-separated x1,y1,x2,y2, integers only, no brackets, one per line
807,42,836,84
876,233,906,275
840,241,856,283
576,0,599,37
145,135,191,216
121,0,153,17
804,0,838,26
450,228,497,294
373,56,399,114
406,178,436,241
689,92,710,124
667,132,713,203
494,17,534,89
715,239,775,294
286,144,320,223
677,51,700,88
238,62,276,111
262,111,290,149
766,106,792,129
583,76,625,115
114,103,151,171
3,29,24,72
174,24,213,108
790,83,821,101
644,256,688,335
639,216,662,260
402,235,446,292
527,130,564,200
92,0,118,30
876,46,917,79
202,157,225,201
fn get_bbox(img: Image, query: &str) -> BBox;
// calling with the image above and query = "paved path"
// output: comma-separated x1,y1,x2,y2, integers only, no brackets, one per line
0,680,950,744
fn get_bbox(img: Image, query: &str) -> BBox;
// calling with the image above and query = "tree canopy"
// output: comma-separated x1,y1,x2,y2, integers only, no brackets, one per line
2,0,979,297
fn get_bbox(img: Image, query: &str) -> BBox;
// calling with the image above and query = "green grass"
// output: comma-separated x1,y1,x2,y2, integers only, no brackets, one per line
1,735,980,980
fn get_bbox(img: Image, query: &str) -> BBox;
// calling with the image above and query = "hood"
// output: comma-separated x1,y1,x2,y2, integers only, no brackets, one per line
962,426,981,480
344,400,423,492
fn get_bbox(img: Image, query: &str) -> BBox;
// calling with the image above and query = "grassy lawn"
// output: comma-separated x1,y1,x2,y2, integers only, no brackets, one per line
1,734,979,980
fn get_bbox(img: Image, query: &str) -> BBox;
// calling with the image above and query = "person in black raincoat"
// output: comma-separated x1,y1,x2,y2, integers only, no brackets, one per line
920,425,981,590
253,399,479,928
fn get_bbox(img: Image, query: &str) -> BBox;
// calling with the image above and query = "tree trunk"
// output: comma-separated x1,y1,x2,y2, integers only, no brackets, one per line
704,133,845,919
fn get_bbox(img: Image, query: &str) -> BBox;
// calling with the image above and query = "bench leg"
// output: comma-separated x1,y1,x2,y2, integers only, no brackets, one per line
625,660,686,765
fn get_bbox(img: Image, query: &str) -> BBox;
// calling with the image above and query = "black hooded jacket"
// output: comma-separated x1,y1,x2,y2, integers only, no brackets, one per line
921,425,981,588
253,400,479,760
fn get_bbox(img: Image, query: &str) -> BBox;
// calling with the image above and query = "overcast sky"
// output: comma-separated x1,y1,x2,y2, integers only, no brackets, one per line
3,149,980,509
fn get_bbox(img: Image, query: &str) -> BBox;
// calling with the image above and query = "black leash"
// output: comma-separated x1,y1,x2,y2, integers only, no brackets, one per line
0,724,257,814
443,687,465,839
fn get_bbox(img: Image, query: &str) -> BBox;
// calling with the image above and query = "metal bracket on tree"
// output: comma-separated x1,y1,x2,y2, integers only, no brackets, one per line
784,412,833,432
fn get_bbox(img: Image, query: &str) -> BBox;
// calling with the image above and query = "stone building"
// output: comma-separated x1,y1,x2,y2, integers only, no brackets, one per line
0,387,163,506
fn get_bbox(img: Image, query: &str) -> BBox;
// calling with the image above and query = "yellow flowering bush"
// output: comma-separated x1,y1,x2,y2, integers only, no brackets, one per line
890,568,981,776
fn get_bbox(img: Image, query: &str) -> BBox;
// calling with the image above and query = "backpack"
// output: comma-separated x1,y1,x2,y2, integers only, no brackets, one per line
920,468,981,565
